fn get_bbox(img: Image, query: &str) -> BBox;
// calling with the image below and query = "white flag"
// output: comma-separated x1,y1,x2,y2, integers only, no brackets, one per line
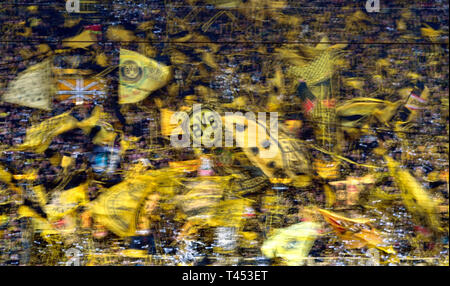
2,60,53,110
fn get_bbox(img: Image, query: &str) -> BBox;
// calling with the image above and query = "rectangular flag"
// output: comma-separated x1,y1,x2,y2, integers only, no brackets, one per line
405,85,429,111
57,77,106,105
89,175,157,237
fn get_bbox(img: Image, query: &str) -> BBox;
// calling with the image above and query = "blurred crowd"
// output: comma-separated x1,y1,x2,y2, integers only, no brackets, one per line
0,0,449,265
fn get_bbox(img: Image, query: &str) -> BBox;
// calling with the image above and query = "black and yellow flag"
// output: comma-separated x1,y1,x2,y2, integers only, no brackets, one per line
77,105,118,146
261,221,321,265
89,166,183,237
106,26,136,42
44,183,88,221
89,175,156,237
119,49,171,104
90,168,182,237
405,85,429,111
337,98,402,128
385,155,441,232
11,112,79,153
63,29,98,49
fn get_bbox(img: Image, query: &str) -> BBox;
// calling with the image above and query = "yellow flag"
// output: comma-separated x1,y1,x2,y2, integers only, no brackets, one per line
161,108,177,136
38,44,51,55
373,101,403,125
209,199,251,227
18,205,45,219
179,178,225,218
271,67,285,93
169,160,200,172
222,96,249,110
323,184,335,208
202,52,219,69
13,169,38,181
45,183,88,220
225,114,311,186
0,214,8,226
31,185,48,208
89,175,157,237
119,49,171,104
160,108,183,137
0,166,22,194
276,48,309,66
18,205,59,238
337,98,401,128
398,87,413,97
12,111,79,153
96,52,109,67
397,19,407,31
60,155,74,168
19,47,34,59
261,221,321,265
266,94,281,112
120,135,139,155
385,155,441,231
76,105,117,146
169,49,190,65
337,98,386,116
92,122,117,146
17,27,32,38
313,160,339,179
405,86,429,111
350,10,371,22
289,50,334,86
2,60,53,110
0,166,12,183
106,26,136,42
63,30,97,49
63,17,81,28
421,24,444,41
76,105,103,133
343,77,365,90
205,0,242,8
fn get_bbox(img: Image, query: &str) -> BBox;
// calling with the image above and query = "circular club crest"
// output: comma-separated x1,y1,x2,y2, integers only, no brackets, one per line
120,60,143,83
189,107,222,147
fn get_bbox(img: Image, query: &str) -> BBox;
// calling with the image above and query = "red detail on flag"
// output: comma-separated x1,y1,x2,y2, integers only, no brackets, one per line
326,217,346,233
303,99,315,113
410,93,427,103
54,219,66,229
85,24,102,32
405,104,423,111
414,225,432,236
243,213,256,218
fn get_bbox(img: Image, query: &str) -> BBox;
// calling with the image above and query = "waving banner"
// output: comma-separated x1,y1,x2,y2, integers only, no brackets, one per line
261,221,321,265
2,60,53,110
11,112,79,153
119,49,171,104
89,175,157,237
